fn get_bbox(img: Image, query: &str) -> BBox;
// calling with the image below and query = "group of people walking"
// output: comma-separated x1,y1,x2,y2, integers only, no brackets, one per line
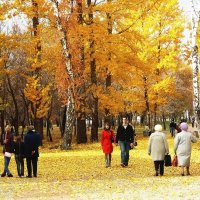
1,125,40,178
148,122,197,176
101,118,198,177
101,117,135,168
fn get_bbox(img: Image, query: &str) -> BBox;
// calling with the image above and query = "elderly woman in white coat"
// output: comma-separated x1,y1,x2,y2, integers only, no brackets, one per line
174,122,197,176
148,124,169,176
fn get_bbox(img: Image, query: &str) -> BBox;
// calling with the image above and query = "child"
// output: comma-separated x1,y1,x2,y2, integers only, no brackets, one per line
13,135,25,177
101,122,115,167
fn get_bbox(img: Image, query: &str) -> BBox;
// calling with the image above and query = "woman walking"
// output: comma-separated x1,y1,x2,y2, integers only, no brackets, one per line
1,125,14,177
174,122,197,176
101,122,115,167
148,124,169,176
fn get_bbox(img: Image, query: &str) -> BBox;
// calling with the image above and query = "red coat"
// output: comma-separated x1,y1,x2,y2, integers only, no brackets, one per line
101,129,115,154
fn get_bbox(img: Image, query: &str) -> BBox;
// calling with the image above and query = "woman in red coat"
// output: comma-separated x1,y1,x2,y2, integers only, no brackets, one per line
101,122,115,167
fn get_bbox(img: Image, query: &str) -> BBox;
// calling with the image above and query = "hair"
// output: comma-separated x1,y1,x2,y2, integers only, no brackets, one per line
154,124,162,132
180,122,188,131
27,125,34,131
104,122,110,130
5,125,11,133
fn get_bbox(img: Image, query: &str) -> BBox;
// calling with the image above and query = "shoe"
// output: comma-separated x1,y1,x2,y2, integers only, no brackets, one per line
1,173,6,177
121,163,125,167
7,174,13,177
34,175,37,177
26,175,32,178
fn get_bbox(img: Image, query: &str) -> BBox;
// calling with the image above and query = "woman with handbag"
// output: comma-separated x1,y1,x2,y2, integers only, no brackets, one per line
174,122,197,176
148,124,169,176
101,122,115,168
1,125,14,177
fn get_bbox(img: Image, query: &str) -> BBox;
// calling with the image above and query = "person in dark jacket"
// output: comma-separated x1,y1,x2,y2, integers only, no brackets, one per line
13,135,25,177
1,125,14,177
116,117,134,167
24,125,40,178
170,119,176,137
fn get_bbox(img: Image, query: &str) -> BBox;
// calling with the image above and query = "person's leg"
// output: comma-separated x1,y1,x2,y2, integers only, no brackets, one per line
109,154,112,167
21,159,24,176
159,161,164,176
119,141,126,166
181,166,184,176
154,161,159,176
5,156,12,175
105,154,109,167
15,155,21,176
1,156,7,176
32,157,38,177
124,142,130,166
186,167,190,175
26,157,32,177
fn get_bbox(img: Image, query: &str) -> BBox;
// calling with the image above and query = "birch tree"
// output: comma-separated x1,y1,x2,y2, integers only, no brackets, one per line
191,0,200,129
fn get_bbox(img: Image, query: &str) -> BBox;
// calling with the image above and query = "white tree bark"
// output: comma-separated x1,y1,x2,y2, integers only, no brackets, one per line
53,0,75,149
191,0,200,129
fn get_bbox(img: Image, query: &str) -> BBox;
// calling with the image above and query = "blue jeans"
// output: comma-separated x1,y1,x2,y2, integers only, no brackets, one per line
119,141,130,166
15,155,24,176
3,156,11,175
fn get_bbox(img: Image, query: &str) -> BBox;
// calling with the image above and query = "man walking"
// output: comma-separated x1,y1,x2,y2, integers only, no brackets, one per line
116,117,134,167
24,125,40,178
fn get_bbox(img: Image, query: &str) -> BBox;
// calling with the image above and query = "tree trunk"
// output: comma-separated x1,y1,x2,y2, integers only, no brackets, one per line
75,0,87,144
191,2,200,129
61,88,74,149
77,115,87,144
53,0,75,149
143,76,151,129
87,0,99,141
34,118,43,145
6,75,19,135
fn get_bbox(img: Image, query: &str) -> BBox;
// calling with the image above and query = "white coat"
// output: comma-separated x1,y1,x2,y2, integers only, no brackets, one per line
174,130,197,167
148,131,169,161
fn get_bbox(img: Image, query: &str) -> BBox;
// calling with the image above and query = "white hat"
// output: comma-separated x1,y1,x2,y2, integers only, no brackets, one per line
154,124,162,132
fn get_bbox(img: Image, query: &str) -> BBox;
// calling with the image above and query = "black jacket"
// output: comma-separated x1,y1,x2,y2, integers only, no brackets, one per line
13,141,25,157
24,130,40,158
116,124,134,143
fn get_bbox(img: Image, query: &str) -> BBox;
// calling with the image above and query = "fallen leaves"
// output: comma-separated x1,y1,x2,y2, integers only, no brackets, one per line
0,133,199,199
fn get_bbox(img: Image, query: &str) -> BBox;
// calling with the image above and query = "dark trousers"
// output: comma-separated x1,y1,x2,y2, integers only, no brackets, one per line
15,155,24,176
154,160,164,175
26,157,38,177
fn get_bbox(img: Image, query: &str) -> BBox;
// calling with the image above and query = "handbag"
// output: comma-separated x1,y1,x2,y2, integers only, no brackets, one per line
172,155,178,167
5,152,12,157
134,141,137,146
164,154,172,166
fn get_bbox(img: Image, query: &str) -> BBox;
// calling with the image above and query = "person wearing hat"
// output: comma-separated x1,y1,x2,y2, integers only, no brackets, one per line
148,124,169,176
24,125,40,178
174,122,197,176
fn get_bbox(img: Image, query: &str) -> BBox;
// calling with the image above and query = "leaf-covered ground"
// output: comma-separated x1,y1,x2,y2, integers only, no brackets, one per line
0,131,200,200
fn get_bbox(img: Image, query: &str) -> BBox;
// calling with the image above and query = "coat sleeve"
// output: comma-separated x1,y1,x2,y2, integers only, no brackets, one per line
101,131,104,146
174,135,180,154
116,127,120,143
130,126,134,143
148,136,152,155
111,130,116,143
191,134,197,143
163,135,169,154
